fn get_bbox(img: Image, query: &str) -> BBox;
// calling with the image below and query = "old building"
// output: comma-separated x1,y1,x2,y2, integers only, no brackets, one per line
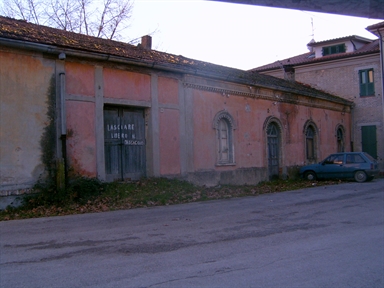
252,23,384,173
0,16,353,202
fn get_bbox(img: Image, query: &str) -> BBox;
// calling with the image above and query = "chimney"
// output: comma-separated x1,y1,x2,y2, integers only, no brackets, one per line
283,65,295,82
141,35,152,50
307,38,315,52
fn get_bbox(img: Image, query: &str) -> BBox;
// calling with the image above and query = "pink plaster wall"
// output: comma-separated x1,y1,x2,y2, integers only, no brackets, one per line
0,49,53,189
103,68,150,101
278,105,351,165
158,76,179,104
65,62,95,96
236,98,270,167
159,109,181,175
66,101,97,177
61,61,351,181
192,90,219,170
191,90,283,170
192,88,351,171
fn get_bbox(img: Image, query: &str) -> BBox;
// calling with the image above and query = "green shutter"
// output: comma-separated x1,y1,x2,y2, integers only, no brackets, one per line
362,126,377,158
359,70,366,96
359,69,375,96
367,82,375,95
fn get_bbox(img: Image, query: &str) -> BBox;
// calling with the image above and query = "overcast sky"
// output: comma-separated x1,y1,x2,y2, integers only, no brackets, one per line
127,0,382,70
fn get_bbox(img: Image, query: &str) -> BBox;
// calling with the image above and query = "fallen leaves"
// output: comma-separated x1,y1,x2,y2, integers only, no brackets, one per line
0,178,342,221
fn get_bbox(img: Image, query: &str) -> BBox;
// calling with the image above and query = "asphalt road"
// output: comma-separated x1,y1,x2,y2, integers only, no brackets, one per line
1,179,383,288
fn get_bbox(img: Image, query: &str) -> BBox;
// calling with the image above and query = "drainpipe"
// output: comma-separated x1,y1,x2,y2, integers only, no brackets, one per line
350,105,354,152
57,72,67,190
377,29,384,170
377,31,384,126
60,72,66,137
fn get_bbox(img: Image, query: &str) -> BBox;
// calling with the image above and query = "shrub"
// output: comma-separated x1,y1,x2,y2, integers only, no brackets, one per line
22,177,103,208
67,177,103,204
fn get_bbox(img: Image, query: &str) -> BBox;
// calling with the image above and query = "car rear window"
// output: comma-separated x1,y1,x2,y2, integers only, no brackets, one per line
363,152,376,162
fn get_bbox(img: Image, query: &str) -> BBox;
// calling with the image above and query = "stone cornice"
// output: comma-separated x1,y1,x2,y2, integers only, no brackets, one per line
183,82,351,113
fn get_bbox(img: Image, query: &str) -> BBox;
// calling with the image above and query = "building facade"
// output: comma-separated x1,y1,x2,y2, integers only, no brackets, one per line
252,25,384,173
0,16,353,200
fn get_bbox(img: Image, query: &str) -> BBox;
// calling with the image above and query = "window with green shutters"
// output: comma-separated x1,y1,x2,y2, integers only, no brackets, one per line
359,69,375,96
322,44,346,56
361,125,377,159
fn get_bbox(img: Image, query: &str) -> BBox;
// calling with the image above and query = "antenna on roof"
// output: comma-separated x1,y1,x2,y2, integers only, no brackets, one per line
307,17,315,52
311,17,315,41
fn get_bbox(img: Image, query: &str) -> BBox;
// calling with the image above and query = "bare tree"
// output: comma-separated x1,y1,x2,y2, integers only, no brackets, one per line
0,0,134,40
1,0,41,23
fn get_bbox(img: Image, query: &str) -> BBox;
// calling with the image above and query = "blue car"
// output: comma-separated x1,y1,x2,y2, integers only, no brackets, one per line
300,152,379,182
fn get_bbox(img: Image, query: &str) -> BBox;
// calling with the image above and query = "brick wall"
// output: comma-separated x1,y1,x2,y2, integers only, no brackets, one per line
273,55,384,170
295,55,384,171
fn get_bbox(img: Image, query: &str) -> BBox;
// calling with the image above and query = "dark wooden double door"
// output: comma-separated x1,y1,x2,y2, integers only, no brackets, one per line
267,123,279,180
104,107,146,181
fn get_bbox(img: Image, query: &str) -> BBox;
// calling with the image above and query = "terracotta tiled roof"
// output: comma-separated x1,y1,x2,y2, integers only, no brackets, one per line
251,38,380,72
307,35,373,46
0,16,352,105
366,21,384,30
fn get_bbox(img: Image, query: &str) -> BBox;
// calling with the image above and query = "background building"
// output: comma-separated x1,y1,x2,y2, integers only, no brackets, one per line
252,22,384,173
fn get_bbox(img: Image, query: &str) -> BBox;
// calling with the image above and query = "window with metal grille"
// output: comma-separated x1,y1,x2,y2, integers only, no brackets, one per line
359,69,375,96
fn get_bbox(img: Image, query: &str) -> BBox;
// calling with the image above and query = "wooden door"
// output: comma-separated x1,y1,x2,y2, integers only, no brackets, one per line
362,125,377,158
104,107,146,181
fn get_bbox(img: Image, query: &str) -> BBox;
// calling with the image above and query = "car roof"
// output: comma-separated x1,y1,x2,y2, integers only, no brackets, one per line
331,152,364,154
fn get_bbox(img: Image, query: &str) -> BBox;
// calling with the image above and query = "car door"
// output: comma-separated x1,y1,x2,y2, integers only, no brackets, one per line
317,154,346,179
344,153,367,178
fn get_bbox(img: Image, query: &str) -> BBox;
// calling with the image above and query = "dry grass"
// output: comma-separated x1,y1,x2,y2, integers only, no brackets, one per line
0,177,341,221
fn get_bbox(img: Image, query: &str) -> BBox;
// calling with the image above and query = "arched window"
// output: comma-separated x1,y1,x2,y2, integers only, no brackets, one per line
267,123,280,179
303,121,318,163
263,116,283,180
213,111,235,165
218,118,230,163
336,125,345,152
306,126,315,161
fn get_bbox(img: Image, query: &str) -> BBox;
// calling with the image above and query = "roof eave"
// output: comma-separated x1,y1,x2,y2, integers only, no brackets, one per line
254,49,380,73
0,36,353,107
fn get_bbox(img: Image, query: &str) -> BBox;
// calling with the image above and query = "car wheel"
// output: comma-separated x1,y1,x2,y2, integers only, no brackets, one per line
354,171,367,183
304,171,316,181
